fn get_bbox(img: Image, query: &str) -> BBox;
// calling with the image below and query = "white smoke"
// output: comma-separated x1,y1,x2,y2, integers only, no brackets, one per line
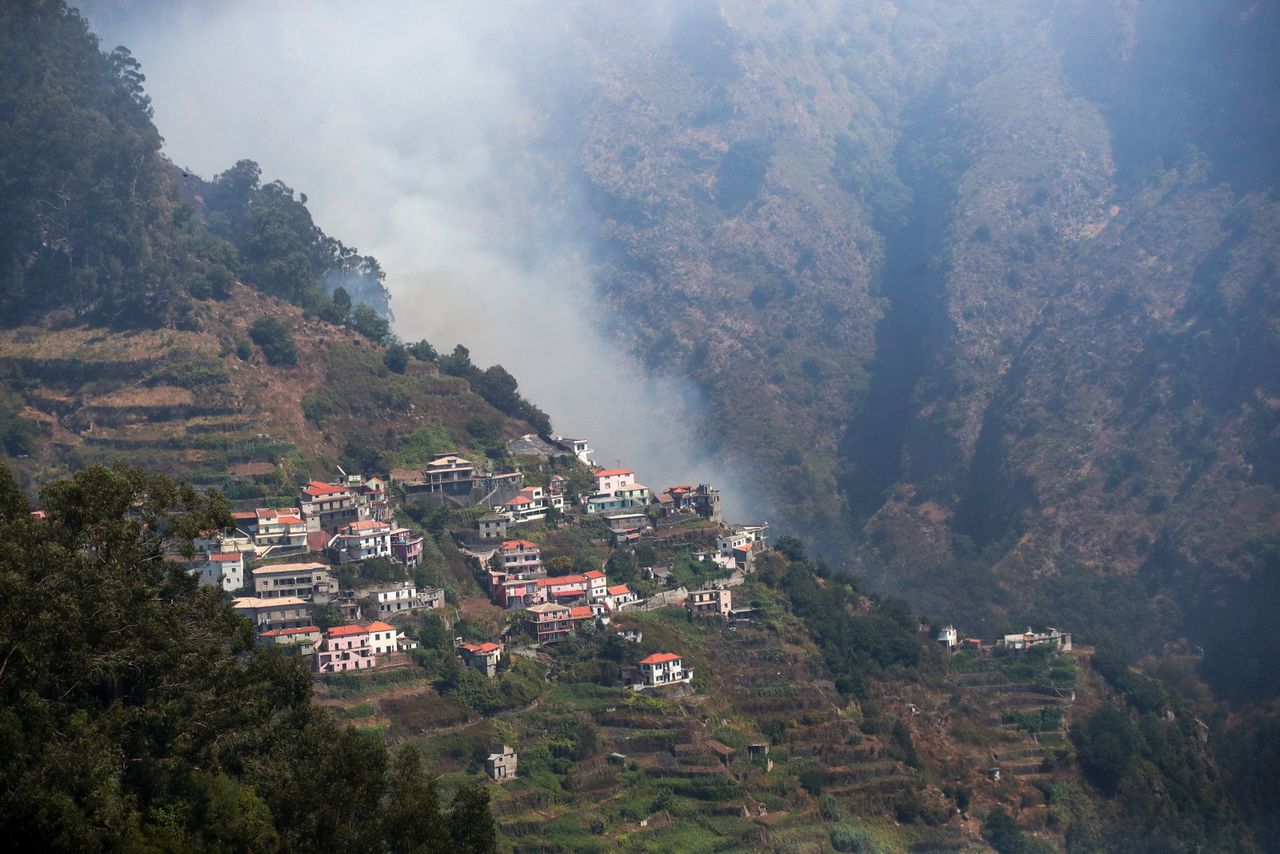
80,0,765,524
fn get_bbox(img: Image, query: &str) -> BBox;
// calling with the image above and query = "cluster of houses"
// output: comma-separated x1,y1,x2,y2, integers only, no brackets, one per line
938,624,1073,653
180,443,773,684
388,450,730,544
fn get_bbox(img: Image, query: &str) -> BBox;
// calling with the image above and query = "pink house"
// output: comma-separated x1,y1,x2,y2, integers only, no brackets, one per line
499,539,542,572
525,603,574,643
594,468,636,495
313,621,397,673
390,528,424,566
538,573,590,603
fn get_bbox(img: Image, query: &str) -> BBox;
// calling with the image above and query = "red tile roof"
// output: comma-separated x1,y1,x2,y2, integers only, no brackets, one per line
461,642,501,654
210,553,242,561
538,574,585,588
500,539,539,551
639,652,682,665
584,570,605,579
595,468,633,477
506,496,533,506
275,516,304,525
327,624,370,638
303,480,348,496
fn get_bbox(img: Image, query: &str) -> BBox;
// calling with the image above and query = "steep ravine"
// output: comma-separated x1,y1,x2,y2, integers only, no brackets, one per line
837,98,960,530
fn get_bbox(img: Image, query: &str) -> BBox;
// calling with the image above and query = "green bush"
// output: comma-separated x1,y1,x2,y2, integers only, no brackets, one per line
249,316,298,366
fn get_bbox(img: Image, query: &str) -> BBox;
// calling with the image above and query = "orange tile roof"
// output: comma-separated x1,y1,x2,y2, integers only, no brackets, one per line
343,519,387,531
500,539,539,551
275,516,304,525
595,468,633,477
506,496,533,505
210,553,242,561
303,481,348,496
608,584,631,596
366,621,395,633
327,624,370,638
639,652,681,665
569,606,594,620
461,642,502,654
538,574,585,588
584,570,605,579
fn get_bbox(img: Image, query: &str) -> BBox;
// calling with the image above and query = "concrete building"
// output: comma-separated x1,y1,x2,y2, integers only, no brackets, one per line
1001,627,1072,652
458,641,503,678
232,596,312,632
938,625,959,650
525,602,574,643
355,581,442,616
389,528,424,566
485,745,518,782
191,552,245,592
327,519,394,564
251,562,335,603
686,587,732,620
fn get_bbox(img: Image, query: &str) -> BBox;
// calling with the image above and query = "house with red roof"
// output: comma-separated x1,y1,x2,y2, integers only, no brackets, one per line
604,583,638,611
299,479,365,531
236,507,309,554
594,468,636,494
457,640,503,677
259,625,322,650
636,652,692,689
535,571,588,604
313,621,397,673
498,485,565,525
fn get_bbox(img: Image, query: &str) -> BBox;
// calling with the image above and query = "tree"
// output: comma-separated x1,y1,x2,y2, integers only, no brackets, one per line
350,303,390,343
383,343,409,374
408,339,437,363
331,285,352,317
249,316,298,366
383,746,448,852
447,782,498,854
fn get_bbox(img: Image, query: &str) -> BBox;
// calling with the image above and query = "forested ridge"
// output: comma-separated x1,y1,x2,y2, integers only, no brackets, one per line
0,463,497,851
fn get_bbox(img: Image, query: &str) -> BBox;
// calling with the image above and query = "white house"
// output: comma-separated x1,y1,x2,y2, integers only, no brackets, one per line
327,519,394,563
192,552,245,592
636,652,692,688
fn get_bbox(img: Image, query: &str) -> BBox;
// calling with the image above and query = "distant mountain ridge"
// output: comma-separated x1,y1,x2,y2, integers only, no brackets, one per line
519,0,1280,702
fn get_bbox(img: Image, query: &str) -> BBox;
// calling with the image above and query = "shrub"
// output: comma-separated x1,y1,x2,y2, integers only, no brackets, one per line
248,316,297,366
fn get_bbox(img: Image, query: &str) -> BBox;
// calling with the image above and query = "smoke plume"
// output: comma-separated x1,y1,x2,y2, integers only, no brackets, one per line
80,0,766,524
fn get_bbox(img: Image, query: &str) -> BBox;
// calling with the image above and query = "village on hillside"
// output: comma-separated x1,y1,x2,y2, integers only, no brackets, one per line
176,434,773,698
158,431,1070,787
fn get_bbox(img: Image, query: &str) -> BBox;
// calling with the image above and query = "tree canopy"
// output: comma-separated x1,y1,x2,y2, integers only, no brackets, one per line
0,462,496,851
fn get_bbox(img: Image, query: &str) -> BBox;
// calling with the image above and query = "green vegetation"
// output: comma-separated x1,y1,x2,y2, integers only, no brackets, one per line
0,462,496,850
248,316,298,366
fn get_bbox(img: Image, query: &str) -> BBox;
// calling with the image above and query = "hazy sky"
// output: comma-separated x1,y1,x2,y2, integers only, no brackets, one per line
81,1,765,523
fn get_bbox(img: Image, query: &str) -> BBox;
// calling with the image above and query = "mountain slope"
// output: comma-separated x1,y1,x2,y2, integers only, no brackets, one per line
521,0,1280,697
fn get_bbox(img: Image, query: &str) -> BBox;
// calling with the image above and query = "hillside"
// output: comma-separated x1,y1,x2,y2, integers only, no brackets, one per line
501,0,1280,700
0,284,542,497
